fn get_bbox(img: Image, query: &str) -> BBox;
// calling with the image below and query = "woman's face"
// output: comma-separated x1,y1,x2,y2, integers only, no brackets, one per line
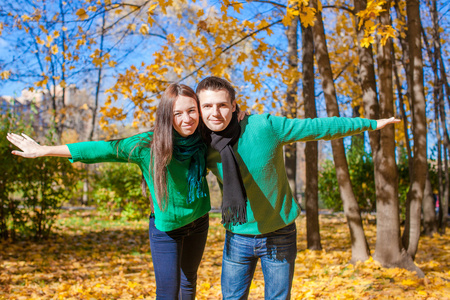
172,95,200,137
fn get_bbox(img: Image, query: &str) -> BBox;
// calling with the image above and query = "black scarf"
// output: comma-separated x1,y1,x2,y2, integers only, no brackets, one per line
209,112,247,225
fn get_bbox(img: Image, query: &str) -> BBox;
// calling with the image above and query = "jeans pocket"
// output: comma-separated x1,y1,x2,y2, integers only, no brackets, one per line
271,222,296,236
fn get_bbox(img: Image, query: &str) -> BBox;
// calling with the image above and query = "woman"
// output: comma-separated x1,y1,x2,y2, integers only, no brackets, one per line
7,84,210,299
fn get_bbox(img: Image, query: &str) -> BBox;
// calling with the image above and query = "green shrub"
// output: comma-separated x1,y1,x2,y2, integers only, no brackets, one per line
319,138,376,212
1,109,79,240
318,139,415,213
91,162,151,220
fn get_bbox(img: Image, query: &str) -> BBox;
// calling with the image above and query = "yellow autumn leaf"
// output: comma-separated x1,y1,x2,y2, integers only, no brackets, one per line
21,14,31,22
39,25,48,34
360,36,374,48
300,7,316,28
401,279,418,286
140,24,149,35
232,2,243,13
282,13,293,27
197,9,204,18
76,8,89,20
51,44,59,54
1,70,11,80
35,36,44,45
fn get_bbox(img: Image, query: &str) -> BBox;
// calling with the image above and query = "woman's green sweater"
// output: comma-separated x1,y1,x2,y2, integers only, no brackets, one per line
67,132,210,232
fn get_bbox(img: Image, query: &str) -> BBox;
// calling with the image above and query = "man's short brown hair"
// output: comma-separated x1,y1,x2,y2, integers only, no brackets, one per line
196,76,236,103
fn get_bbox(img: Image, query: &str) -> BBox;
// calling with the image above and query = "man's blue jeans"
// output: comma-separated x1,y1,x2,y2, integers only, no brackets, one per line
149,213,209,300
221,222,297,300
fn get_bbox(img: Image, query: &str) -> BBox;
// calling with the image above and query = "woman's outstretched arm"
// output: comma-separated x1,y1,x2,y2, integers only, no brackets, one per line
6,133,71,158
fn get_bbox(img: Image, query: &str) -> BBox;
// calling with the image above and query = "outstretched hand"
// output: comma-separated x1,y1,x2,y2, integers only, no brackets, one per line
376,117,401,130
7,133,44,158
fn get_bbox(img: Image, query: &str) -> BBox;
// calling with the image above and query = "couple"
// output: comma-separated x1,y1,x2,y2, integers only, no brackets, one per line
7,76,399,300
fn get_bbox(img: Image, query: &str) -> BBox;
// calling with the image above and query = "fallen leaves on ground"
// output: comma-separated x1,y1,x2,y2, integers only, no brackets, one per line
0,212,449,299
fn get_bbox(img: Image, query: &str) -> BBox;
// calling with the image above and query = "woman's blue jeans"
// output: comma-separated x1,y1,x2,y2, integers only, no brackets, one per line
149,213,209,300
221,222,297,300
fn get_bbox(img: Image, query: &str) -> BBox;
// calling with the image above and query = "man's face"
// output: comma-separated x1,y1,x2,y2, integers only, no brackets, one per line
198,89,236,132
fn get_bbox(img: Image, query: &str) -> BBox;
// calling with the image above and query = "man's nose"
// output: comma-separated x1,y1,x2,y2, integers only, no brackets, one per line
212,105,220,116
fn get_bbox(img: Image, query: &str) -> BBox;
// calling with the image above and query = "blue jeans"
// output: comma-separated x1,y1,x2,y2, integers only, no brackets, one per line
149,213,209,300
221,222,297,300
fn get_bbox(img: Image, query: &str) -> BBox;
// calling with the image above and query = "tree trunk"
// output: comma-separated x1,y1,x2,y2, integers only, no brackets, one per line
432,0,450,234
372,0,423,277
437,90,449,234
422,170,437,236
282,13,299,197
393,0,413,170
402,0,427,260
392,45,413,175
311,0,369,263
422,0,449,234
302,21,321,250
83,9,107,206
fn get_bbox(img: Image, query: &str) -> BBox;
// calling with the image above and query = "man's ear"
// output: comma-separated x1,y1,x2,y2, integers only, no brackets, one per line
231,100,237,112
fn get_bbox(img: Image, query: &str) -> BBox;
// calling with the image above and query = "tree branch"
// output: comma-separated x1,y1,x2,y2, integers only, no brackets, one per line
178,19,282,82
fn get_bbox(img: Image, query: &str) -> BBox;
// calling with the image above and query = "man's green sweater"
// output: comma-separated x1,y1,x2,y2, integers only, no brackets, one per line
67,132,210,232
207,114,377,235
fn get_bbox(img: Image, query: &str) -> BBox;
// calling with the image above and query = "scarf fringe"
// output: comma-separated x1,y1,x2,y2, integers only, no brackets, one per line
221,206,247,226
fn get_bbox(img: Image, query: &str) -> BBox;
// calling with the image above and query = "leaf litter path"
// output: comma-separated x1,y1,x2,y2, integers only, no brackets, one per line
0,212,449,299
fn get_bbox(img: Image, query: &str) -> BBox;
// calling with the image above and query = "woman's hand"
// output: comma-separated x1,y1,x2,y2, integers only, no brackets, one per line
237,110,250,122
376,117,401,130
7,133,45,158
7,133,71,158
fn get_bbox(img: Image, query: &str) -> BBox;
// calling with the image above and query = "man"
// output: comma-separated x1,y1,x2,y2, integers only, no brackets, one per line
196,76,399,299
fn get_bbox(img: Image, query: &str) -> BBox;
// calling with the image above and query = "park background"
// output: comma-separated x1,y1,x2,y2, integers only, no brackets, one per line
0,0,449,298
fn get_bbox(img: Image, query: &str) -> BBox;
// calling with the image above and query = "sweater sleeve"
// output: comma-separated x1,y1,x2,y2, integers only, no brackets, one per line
267,115,377,145
67,132,151,164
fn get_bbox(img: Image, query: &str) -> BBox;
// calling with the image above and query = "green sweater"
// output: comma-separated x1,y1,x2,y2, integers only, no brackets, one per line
67,132,210,232
207,114,377,235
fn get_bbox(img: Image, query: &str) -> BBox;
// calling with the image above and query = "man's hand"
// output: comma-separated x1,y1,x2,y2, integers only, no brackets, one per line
376,117,401,130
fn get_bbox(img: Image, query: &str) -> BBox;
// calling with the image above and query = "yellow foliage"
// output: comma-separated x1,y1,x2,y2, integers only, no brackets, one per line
21,14,31,22
108,60,117,67
1,70,11,80
76,8,89,20
0,214,449,299
34,75,49,87
379,25,396,46
140,23,149,35
51,44,59,54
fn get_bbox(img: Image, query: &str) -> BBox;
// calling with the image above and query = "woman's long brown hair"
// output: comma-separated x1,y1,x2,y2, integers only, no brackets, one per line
151,83,200,211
